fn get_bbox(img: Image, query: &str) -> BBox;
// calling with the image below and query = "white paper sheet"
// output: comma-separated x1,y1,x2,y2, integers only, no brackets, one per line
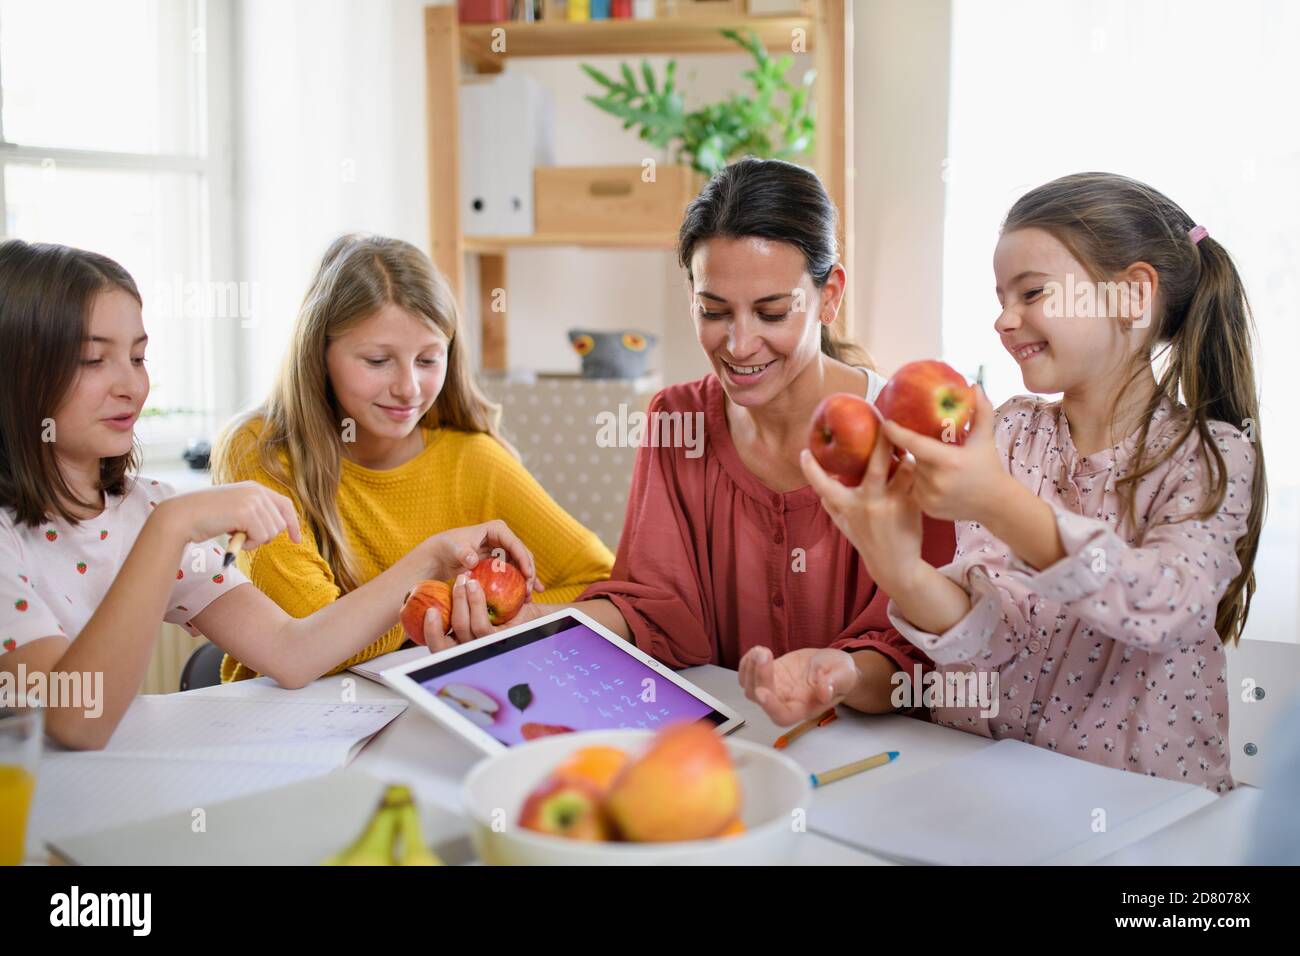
809,738,1218,865
96,696,407,766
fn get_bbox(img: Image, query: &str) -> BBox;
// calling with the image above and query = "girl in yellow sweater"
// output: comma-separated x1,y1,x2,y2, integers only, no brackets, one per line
212,234,613,681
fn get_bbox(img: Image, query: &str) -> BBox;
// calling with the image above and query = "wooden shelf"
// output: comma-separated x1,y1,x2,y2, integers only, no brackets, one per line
425,2,851,372
459,16,813,67
464,231,678,252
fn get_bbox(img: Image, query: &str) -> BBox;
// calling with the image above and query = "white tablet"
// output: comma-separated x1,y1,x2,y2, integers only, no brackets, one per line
381,607,744,754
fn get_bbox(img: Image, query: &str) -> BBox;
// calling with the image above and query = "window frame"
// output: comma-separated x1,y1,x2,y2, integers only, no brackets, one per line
0,0,238,465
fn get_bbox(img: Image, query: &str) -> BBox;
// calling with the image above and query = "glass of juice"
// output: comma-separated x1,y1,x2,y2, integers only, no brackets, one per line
0,706,43,866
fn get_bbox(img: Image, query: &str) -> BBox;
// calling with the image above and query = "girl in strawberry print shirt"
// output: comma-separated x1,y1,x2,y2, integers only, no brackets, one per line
797,173,1266,792
0,240,539,749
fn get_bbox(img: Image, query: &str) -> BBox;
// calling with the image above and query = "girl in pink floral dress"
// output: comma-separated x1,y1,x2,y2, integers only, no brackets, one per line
791,173,1266,793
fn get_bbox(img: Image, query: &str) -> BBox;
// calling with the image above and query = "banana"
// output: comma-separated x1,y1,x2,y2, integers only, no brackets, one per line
323,784,443,866
394,798,443,866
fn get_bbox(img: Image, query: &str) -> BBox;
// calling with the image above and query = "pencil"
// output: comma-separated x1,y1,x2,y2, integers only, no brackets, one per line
223,531,246,568
773,706,837,749
809,750,898,788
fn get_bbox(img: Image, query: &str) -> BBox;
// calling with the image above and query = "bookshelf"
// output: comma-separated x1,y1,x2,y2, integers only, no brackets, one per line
424,1,853,370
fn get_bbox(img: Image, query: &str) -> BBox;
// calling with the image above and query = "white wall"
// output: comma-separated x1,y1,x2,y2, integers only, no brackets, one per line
850,0,951,375
232,0,434,408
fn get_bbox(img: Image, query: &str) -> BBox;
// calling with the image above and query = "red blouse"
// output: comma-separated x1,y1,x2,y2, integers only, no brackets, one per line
580,374,956,673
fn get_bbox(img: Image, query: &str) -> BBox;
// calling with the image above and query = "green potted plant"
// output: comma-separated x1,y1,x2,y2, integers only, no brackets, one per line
580,28,816,175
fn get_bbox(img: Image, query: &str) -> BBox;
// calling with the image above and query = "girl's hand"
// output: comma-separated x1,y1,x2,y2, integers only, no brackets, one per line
800,430,925,595
158,481,302,549
882,385,1011,524
424,520,541,591
738,646,858,726
421,582,550,652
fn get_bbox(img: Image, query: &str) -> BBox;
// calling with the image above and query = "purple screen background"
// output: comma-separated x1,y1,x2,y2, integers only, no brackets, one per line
420,623,714,746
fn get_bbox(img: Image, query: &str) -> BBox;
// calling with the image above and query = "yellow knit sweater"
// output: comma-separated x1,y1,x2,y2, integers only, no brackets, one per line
218,421,615,682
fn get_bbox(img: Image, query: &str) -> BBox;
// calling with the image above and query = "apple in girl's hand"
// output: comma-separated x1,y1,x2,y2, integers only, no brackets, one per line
807,393,881,486
401,580,452,645
468,557,527,624
605,721,740,842
518,777,614,841
875,360,975,444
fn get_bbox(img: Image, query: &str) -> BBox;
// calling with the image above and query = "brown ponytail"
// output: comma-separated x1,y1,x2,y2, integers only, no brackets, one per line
1004,172,1266,644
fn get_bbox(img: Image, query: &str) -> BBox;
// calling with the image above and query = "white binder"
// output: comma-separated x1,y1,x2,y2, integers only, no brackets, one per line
459,72,554,236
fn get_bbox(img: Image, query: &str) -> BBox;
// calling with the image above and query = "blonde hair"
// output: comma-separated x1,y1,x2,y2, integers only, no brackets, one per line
213,233,506,593
1003,172,1267,645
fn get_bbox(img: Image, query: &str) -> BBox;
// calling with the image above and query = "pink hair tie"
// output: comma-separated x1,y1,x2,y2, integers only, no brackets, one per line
1188,224,1209,245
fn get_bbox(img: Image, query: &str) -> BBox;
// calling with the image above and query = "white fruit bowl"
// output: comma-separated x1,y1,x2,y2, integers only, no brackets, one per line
462,728,811,866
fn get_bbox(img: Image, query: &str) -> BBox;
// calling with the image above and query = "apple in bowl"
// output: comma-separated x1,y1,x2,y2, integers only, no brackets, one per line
464,727,809,865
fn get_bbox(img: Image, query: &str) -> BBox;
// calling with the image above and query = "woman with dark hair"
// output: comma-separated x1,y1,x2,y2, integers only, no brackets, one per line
438,158,956,723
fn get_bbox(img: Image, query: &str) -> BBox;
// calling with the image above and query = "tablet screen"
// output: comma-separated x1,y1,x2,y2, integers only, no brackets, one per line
402,617,726,747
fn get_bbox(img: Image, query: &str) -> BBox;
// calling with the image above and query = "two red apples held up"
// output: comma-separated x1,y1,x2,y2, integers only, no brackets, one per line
807,360,978,488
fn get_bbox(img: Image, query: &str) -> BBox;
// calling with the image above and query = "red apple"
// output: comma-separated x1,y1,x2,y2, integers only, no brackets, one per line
875,360,975,444
401,580,453,645
808,392,881,486
518,776,614,841
469,557,527,624
605,721,740,843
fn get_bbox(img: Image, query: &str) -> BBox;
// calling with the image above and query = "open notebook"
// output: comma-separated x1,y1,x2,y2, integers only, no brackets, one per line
809,738,1220,865
27,696,405,861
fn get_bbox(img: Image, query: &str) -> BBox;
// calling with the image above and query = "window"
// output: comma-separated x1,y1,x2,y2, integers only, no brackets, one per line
941,0,1300,641
0,0,234,457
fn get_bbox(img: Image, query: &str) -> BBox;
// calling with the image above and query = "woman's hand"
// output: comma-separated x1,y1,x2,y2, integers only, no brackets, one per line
420,580,550,652
881,385,1012,525
738,646,859,726
424,520,541,591
156,481,302,549
800,429,926,597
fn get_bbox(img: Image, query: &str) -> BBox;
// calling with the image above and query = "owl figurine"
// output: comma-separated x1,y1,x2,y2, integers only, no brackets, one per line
568,328,658,379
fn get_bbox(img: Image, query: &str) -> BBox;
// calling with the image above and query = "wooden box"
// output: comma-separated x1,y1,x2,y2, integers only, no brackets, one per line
534,164,701,236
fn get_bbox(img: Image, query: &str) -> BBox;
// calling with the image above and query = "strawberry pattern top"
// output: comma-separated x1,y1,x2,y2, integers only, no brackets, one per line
888,395,1256,793
0,476,248,654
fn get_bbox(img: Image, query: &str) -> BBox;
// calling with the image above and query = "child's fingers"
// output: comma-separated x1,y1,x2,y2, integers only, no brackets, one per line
887,456,916,497
463,577,495,640
863,429,895,490
449,574,473,637
241,501,281,549
267,491,302,544
882,420,951,466
482,520,536,584
422,607,454,651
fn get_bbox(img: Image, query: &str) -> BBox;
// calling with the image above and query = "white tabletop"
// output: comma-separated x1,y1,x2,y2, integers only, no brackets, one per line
34,663,1261,865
